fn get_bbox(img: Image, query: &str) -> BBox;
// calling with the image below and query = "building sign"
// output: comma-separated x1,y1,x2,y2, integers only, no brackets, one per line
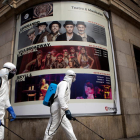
12,1,120,116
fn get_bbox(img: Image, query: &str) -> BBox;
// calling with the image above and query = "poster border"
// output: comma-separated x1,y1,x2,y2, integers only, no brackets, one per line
11,2,121,118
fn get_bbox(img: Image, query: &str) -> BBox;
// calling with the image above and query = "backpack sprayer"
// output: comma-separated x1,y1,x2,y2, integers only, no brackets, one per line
43,83,65,136
43,83,106,140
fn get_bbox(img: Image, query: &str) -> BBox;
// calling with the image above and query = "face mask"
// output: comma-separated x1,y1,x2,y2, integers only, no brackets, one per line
72,76,76,82
7,68,16,80
8,72,15,80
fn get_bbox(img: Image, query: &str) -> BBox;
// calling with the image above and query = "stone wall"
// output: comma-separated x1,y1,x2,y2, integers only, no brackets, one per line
0,1,140,140
1,14,125,140
0,16,16,139
8,116,124,140
111,12,140,138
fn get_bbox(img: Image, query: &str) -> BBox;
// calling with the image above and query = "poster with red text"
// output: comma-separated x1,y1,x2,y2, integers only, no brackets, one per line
12,1,120,116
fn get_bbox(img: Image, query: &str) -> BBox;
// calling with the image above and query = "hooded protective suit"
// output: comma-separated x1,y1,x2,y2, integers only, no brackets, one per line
44,70,77,140
0,62,17,140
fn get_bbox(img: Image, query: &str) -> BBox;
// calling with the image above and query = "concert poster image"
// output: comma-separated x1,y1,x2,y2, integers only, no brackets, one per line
15,73,112,103
16,45,109,74
18,20,106,50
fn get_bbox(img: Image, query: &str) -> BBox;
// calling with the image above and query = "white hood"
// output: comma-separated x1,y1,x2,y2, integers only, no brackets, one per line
0,68,9,80
63,70,76,87
0,62,16,80
63,75,73,87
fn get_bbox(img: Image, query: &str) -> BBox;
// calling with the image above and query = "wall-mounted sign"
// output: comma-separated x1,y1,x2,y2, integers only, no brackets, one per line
12,1,120,117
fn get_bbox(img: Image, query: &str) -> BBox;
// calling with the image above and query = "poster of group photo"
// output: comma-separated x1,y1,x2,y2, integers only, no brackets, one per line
12,1,120,116
18,20,106,50
16,45,109,74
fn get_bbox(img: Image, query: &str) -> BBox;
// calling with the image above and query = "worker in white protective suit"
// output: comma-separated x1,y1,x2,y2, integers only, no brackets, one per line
44,70,77,140
0,62,17,140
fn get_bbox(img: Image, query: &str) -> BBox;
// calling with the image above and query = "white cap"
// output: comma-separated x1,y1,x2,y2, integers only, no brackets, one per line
3,62,16,70
3,62,17,75
65,70,76,76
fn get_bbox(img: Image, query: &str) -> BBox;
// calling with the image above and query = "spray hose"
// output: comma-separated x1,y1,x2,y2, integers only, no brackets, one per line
72,117,105,140
1,123,25,140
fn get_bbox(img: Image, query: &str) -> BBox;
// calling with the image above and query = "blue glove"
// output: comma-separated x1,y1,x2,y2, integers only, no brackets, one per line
65,110,72,120
0,120,1,126
7,106,16,122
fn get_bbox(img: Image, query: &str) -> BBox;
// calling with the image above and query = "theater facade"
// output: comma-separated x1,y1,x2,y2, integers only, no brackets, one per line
0,0,140,139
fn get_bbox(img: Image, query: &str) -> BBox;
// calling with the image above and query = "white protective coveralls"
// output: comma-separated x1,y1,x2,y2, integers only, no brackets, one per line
0,62,16,140
44,70,77,140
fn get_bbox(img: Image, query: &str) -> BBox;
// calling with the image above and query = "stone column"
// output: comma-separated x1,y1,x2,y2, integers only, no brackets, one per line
0,15,16,140
111,12,140,138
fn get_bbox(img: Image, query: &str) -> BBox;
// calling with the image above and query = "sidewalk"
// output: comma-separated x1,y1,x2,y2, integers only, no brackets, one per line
118,136,140,140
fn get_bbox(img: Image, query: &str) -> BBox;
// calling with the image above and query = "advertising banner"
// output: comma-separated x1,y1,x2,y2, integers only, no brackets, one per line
12,1,120,116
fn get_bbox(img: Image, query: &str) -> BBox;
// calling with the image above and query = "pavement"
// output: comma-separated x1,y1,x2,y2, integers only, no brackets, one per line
118,136,140,140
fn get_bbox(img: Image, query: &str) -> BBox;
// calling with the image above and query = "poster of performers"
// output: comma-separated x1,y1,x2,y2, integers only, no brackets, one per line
16,45,109,74
12,1,120,116
15,74,111,102
18,20,106,50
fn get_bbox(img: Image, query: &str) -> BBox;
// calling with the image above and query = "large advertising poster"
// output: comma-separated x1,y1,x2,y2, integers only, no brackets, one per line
12,1,120,116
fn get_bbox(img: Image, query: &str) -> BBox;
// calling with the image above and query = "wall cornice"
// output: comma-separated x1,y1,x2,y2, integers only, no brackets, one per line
0,0,140,28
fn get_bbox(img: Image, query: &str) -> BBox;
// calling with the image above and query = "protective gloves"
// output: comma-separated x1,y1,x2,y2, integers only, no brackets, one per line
7,106,16,121
65,110,72,120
